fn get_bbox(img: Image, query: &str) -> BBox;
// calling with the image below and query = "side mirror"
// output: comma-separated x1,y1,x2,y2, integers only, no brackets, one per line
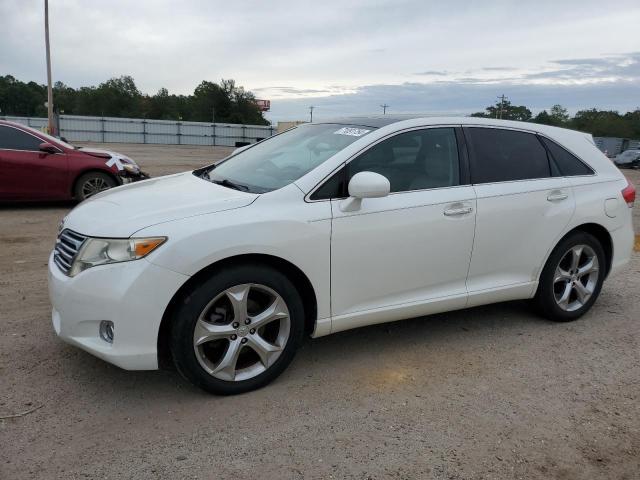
348,171,390,198
340,171,390,212
39,142,59,154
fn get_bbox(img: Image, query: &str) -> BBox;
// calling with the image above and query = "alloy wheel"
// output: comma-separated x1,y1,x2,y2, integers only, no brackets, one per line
193,283,291,381
553,244,600,312
82,177,110,198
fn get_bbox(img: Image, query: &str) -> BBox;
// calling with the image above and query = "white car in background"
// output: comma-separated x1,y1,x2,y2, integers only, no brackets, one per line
48,116,636,394
614,149,640,168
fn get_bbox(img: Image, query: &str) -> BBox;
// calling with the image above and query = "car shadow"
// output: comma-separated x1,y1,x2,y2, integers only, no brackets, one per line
55,299,549,399
0,200,76,210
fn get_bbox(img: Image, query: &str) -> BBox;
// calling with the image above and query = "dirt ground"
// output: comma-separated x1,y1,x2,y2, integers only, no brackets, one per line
1,144,639,480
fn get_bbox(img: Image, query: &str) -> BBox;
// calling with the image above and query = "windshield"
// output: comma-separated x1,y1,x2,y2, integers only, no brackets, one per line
201,123,375,193
29,127,76,150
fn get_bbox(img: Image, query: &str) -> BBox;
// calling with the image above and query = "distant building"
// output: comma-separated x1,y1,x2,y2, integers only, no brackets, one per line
277,121,306,133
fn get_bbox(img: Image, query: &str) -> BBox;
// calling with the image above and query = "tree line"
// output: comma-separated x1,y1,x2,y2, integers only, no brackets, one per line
0,75,269,125
471,100,640,139
2,74,639,137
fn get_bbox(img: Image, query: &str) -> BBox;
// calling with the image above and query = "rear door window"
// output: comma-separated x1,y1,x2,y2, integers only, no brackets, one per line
0,126,43,151
466,127,551,184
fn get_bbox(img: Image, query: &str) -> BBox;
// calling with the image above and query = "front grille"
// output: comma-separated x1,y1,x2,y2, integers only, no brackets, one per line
54,229,87,275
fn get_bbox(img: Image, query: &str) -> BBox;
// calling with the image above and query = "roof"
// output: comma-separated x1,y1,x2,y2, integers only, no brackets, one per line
0,119,26,127
317,115,427,128
315,115,589,138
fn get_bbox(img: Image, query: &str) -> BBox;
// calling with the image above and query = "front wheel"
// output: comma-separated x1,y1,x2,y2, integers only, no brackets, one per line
74,171,118,201
534,231,606,322
170,264,305,395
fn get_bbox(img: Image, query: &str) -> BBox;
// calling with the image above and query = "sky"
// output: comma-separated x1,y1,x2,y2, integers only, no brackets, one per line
1,0,639,122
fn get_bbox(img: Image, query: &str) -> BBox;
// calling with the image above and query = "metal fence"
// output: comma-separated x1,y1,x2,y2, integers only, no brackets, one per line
594,136,640,156
0,114,276,147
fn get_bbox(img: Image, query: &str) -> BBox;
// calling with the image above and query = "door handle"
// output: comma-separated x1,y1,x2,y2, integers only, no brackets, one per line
547,192,568,202
444,206,473,216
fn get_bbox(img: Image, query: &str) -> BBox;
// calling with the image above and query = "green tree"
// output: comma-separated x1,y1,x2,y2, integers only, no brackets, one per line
0,75,46,116
471,99,532,121
1,74,269,125
533,104,570,127
571,109,634,137
145,88,179,120
53,81,77,114
191,80,232,122
550,104,569,124
94,76,142,117
623,109,640,138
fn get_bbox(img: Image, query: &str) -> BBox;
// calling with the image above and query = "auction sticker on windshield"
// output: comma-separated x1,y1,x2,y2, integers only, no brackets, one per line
333,127,371,136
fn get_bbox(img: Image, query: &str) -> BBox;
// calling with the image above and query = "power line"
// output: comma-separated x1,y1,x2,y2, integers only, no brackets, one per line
380,104,389,115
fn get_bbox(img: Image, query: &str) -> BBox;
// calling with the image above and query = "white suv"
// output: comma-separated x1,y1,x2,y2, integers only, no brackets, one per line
48,117,636,394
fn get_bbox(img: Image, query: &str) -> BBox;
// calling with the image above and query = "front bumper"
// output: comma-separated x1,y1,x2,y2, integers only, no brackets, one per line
48,252,188,370
118,170,151,185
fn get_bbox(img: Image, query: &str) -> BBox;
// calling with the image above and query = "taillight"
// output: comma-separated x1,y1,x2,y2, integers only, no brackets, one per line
622,181,636,207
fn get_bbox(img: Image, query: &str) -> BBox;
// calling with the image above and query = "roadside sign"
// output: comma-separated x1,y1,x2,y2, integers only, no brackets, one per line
255,99,270,111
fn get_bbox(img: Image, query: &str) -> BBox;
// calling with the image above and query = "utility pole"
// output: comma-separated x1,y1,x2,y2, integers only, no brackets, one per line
497,94,507,119
380,104,389,115
211,106,215,124
309,106,315,123
44,0,54,135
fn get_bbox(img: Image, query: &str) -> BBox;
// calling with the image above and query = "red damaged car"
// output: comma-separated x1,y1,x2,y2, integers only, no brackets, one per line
0,120,148,201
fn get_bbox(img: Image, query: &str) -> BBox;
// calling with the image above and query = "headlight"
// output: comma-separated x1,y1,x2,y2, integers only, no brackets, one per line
122,163,140,174
69,237,166,276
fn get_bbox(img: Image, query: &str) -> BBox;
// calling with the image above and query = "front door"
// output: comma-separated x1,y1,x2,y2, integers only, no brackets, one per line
328,127,477,333
0,125,69,200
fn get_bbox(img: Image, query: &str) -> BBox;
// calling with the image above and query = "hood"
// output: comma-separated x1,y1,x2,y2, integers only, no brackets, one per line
79,146,138,168
63,172,258,237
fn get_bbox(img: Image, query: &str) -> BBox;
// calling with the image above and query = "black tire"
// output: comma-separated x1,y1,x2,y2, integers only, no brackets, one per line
534,231,606,322
74,171,118,201
170,264,305,395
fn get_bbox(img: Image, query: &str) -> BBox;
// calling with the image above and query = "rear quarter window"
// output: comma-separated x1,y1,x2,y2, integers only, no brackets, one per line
539,136,594,176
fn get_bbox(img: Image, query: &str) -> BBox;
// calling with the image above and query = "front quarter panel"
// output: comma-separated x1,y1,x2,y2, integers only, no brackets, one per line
136,184,333,320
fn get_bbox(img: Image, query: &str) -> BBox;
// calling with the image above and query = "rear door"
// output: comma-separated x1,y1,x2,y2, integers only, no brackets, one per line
464,127,574,301
0,125,69,200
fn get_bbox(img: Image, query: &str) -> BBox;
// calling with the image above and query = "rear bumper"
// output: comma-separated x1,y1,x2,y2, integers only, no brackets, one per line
48,252,188,370
609,219,635,278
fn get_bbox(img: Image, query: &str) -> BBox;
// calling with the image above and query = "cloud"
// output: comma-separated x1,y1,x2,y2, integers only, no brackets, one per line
520,52,640,82
265,76,639,122
414,70,448,76
2,0,638,123
253,87,331,95
410,52,640,86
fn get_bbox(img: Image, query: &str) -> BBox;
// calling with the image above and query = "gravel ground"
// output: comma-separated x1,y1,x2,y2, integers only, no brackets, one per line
1,144,639,480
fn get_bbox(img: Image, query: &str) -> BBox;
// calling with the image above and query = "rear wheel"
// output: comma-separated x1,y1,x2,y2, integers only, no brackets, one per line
74,171,117,201
170,264,304,395
535,231,606,322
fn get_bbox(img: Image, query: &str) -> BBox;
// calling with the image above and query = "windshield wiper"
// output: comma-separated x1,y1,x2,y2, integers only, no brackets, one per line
211,178,250,192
